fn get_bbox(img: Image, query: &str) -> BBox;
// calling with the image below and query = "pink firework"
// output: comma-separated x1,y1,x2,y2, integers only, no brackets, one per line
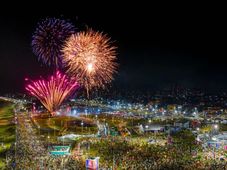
25,71,79,115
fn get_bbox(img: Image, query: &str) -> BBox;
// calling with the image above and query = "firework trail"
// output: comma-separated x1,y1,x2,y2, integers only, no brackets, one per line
25,71,79,115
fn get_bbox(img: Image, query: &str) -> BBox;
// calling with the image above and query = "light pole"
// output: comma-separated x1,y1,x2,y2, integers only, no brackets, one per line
85,109,88,117
14,142,16,168
62,155,65,170
62,136,65,146
14,110,17,168
148,119,151,125
111,138,115,170
47,135,50,147
38,126,40,136
211,136,217,161
145,125,149,135
211,124,220,162
81,122,84,133
213,124,219,135
54,120,56,137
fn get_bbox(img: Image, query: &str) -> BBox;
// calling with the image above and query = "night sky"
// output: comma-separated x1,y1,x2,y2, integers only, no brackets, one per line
0,4,225,94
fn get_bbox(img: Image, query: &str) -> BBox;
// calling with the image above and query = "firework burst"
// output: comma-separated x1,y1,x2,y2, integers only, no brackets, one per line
62,29,117,96
32,18,75,68
25,71,79,115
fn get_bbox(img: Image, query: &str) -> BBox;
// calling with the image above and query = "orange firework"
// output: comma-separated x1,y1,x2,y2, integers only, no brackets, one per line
62,29,117,97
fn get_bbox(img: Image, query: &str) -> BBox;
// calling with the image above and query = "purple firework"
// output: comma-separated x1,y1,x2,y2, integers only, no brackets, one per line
32,18,75,68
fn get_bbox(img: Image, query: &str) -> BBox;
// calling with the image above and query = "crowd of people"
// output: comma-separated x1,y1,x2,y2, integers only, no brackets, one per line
4,104,227,169
88,137,227,169
6,111,47,169
5,110,85,169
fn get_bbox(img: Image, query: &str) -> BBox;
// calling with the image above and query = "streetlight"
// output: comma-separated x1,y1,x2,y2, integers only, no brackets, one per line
81,122,84,133
85,109,88,117
47,135,50,147
145,125,149,134
14,142,16,167
211,136,217,161
95,114,98,125
62,155,65,170
213,124,219,135
38,126,40,136
53,120,56,137
62,136,65,146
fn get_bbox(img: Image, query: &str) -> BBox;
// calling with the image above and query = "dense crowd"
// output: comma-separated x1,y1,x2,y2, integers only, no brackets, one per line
4,105,227,169
88,137,227,169
6,111,84,169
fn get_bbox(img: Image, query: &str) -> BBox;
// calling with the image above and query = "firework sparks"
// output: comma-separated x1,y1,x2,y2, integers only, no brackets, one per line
62,29,117,96
32,18,75,68
25,71,79,115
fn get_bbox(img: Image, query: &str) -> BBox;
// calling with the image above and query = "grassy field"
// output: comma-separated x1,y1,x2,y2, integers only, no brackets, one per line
0,100,15,168
32,114,98,142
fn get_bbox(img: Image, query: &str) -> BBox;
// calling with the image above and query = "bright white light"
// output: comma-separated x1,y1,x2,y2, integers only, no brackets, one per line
196,128,200,131
148,119,151,123
145,125,149,129
73,110,77,115
212,137,217,141
87,63,93,72
214,124,218,129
